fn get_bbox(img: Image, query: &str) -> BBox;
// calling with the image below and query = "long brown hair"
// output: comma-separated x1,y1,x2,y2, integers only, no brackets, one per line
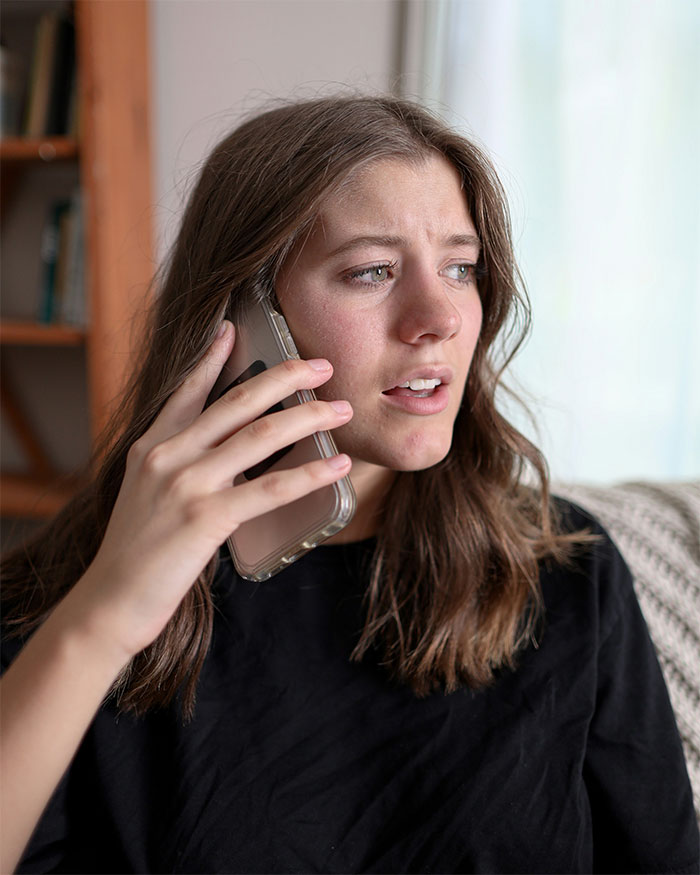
2,96,586,715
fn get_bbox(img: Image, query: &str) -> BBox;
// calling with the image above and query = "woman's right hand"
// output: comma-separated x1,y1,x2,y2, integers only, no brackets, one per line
69,320,353,663
3,320,353,875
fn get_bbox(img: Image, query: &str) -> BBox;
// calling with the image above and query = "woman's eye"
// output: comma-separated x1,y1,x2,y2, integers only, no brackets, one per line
348,263,395,284
444,263,477,282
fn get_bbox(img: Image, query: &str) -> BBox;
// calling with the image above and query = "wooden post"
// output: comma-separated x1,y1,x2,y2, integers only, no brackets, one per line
75,0,155,444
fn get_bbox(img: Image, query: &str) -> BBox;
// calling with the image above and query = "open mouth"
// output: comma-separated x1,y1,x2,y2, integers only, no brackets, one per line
382,378,442,399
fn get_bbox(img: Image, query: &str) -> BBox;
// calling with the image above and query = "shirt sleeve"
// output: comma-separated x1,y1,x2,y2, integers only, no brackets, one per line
582,537,700,873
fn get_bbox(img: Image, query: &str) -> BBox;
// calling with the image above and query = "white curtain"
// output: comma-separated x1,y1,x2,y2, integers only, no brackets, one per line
408,0,700,482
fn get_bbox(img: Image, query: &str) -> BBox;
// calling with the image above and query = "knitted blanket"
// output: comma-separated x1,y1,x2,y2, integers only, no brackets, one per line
555,481,700,820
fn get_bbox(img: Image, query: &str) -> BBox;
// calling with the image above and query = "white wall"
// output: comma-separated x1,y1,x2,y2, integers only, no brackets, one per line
150,0,401,262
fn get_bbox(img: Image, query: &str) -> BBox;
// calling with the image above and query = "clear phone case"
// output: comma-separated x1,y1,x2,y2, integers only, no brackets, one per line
208,301,356,580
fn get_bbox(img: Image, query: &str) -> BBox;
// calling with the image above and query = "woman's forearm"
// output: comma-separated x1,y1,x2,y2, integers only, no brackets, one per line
0,582,130,874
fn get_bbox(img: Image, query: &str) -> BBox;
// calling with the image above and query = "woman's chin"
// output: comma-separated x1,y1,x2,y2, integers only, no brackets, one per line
342,435,453,474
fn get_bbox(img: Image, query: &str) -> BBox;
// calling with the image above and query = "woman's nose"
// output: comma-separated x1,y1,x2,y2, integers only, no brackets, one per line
394,268,463,344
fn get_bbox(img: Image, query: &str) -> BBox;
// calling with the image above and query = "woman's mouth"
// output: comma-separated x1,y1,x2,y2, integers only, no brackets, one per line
381,379,450,415
383,378,442,399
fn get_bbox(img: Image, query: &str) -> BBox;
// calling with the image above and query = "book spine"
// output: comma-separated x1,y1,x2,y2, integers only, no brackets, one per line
60,189,86,326
38,200,70,323
45,14,76,136
22,14,48,136
0,45,25,137
53,208,74,321
64,65,79,139
24,13,59,138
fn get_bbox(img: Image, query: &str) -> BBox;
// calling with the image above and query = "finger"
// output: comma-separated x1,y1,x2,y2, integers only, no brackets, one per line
205,454,353,536
192,398,353,489
178,356,335,452
146,321,235,446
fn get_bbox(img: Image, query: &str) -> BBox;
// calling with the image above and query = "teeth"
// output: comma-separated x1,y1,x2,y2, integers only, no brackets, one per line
398,378,442,390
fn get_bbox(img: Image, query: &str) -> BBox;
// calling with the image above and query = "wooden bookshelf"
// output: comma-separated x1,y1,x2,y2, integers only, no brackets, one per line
0,472,82,519
0,320,86,346
0,0,154,522
0,137,79,162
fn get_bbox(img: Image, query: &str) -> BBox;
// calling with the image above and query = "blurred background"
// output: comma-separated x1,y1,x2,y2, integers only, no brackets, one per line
1,0,698,547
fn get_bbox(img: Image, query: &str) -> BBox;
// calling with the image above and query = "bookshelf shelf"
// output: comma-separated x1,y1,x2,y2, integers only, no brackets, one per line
0,320,86,346
0,471,81,519
0,137,79,162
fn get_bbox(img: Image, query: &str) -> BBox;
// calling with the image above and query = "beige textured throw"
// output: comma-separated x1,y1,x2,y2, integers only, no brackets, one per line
554,481,700,820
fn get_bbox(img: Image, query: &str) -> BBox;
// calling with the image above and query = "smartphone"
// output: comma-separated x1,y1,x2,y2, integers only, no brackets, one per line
207,299,356,580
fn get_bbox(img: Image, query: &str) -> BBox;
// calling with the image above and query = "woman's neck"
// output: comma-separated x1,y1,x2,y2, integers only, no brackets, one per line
325,460,396,544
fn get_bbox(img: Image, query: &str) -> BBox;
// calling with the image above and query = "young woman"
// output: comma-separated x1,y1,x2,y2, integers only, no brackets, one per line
2,96,698,874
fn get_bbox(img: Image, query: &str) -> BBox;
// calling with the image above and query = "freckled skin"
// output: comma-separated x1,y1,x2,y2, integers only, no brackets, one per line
276,155,483,515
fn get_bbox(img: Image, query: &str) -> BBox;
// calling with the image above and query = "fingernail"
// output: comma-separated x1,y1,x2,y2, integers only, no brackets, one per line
307,358,331,371
329,400,352,415
326,453,351,470
217,321,230,338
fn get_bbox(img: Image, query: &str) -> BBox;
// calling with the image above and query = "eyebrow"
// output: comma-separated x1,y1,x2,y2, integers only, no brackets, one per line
326,233,482,258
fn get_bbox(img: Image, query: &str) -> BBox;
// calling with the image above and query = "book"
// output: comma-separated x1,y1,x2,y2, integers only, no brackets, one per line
64,64,79,139
53,205,74,319
23,12,59,137
59,189,87,327
0,43,25,136
45,13,75,136
38,199,71,323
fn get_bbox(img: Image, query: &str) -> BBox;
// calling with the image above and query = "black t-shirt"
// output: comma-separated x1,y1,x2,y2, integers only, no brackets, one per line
4,503,699,874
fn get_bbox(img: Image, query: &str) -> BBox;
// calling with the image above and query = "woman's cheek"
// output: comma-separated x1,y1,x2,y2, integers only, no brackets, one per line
306,309,367,366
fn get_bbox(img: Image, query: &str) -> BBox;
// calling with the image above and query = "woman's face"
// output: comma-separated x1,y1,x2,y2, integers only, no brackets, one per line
276,154,483,478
